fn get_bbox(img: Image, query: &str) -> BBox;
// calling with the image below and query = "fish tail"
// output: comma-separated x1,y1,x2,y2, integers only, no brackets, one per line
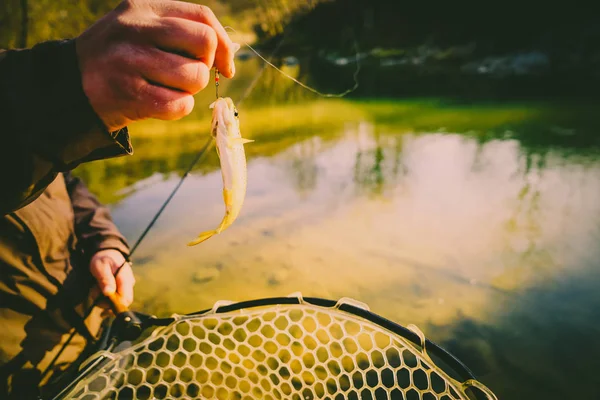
187,189,235,247
187,230,219,246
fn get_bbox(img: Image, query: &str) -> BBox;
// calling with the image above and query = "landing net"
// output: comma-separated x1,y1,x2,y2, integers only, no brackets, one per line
56,295,497,400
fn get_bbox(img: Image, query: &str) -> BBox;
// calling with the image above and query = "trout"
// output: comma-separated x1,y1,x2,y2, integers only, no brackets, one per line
187,97,253,246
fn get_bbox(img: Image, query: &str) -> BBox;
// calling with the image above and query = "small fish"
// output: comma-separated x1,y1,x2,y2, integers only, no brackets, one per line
187,97,253,246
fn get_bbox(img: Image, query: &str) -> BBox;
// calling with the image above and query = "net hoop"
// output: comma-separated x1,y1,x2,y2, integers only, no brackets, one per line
50,293,498,400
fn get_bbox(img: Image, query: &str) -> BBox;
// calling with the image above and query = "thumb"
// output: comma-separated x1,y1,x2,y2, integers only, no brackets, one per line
91,259,117,296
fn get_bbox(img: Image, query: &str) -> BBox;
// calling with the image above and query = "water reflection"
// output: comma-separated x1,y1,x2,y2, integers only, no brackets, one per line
69,53,600,399
352,122,409,198
280,137,321,197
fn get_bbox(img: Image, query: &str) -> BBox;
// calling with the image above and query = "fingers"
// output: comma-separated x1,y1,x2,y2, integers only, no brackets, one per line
152,1,236,77
77,0,238,130
115,263,135,307
139,82,196,121
133,46,211,95
89,251,135,309
90,258,117,296
150,17,218,68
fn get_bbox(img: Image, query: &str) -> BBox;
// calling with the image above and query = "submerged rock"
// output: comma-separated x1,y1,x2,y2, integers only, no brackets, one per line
192,268,220,284
267,269,289,286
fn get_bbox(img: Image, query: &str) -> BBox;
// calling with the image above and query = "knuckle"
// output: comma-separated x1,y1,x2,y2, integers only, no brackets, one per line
114,16,143,38
196,4,214,18
117,0,142,12
200,25,218,49
116,0,133,12
113,4,156,37
89,266,100,278
101,278,112,287
130,78,151,105
155,15,178,35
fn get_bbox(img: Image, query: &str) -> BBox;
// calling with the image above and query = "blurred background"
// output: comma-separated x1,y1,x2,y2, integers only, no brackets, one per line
2,1,600,399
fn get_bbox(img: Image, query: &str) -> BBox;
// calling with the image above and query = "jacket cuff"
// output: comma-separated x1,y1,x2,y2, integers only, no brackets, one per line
3,39,133,169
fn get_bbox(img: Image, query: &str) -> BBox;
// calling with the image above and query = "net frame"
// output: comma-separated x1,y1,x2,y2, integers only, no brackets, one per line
48,293,498,400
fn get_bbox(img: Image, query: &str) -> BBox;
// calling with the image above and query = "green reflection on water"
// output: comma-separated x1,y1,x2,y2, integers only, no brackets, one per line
75,96,600,205
72,55,600,205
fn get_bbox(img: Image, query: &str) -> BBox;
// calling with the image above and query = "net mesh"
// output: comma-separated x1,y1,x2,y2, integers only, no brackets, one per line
61,299,493,400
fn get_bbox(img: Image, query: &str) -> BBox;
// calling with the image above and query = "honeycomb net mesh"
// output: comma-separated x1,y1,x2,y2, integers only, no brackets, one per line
62,301,484,400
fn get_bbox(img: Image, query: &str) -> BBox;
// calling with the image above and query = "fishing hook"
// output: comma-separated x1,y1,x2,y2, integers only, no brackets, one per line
215,68,220,99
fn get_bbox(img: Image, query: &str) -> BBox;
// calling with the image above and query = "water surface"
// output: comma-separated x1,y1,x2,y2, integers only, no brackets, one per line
73,54,600,399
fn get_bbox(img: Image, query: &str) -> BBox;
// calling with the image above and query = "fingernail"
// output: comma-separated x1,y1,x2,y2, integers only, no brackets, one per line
232,42,241,54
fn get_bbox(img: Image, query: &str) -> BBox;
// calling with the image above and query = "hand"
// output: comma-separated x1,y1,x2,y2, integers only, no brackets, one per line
89,249,135,308
76,0,239,132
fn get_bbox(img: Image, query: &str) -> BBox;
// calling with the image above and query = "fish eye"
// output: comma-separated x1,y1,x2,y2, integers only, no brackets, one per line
234,110,239,117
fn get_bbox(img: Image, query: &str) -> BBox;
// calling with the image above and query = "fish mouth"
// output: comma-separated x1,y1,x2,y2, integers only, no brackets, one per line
210,97,239,130
210,98,236,115
224,97,235,108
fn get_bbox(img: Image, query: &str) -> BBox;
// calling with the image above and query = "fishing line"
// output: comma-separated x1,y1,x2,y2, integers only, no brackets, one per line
236,30,288,107
224,26,361,98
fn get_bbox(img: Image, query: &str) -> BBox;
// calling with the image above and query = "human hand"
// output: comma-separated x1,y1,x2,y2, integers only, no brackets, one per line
76,0,239,132
89,249,135,309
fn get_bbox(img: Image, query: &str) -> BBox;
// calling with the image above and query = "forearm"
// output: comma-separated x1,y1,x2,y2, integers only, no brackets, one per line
64,172,130,261
0,40,132,215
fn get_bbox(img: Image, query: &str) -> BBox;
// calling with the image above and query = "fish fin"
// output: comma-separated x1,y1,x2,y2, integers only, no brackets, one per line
187,230,218,246
227,137,254,148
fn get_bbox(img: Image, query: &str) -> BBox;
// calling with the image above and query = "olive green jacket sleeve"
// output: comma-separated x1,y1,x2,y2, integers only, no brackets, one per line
0,39,133,216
